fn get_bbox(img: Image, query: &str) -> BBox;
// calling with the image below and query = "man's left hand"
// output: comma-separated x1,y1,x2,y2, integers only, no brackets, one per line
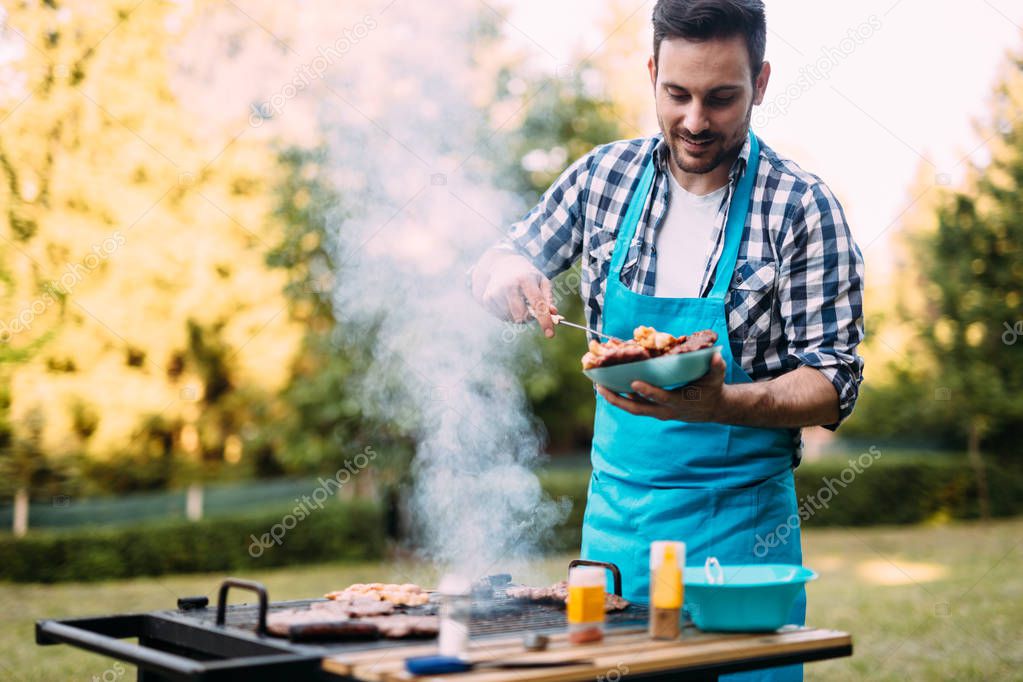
595,352,730,422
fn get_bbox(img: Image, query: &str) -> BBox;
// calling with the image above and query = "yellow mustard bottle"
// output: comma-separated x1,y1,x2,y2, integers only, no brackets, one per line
567,566,605,644
649,541,684,640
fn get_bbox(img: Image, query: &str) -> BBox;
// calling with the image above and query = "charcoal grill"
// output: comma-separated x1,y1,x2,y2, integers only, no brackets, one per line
35,562,648,681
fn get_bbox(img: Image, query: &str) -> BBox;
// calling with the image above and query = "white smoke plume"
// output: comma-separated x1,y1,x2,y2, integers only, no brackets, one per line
171,0,571,577
316,1,569,578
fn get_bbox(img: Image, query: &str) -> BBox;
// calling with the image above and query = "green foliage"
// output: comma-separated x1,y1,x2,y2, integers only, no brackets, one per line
839,367,948,444
264,148,414,474
793,457,1023,526
0,501,385,583
913,173,1023,450
0,1,300,494
845,44,1023,455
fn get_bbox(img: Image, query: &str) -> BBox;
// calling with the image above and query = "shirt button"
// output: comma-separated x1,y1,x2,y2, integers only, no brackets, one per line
735,273,744,284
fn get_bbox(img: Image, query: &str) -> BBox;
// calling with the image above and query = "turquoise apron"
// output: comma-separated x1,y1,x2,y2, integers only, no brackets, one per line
580,132,806,682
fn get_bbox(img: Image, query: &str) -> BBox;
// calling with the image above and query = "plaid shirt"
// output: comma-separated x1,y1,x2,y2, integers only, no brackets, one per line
502,133,865,429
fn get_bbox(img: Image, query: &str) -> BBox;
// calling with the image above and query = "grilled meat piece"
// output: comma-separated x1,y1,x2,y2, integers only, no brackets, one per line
504,581,568,605
311,598,396,617
504,581,630,612
325,582,429,606
268,599,437,640
605,593,630,611
287,620,381,642
268,608,343,637
633,326,679,352
582,339,651,370
358,614,439,638
268,598,395,636
582,326,717,370
667,329,718,354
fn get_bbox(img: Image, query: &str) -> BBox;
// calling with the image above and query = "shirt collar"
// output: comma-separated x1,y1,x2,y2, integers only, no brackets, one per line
652,131,752,185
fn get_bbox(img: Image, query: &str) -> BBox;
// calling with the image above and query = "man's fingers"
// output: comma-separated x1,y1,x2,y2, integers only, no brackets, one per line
630,381,674,404
506,289,529,323
539,277,555,314
597,385,669,419
694,352,727,385
522,276,555,338
481,289,511,320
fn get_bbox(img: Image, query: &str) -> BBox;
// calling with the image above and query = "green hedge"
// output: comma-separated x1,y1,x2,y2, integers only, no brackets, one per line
0,501,385,583
793,456,1023,526
539,456,1023,549
5,458,1021,583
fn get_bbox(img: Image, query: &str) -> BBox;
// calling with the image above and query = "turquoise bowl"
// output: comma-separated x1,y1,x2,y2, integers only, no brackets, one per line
583,346,720,394
684,564,818,632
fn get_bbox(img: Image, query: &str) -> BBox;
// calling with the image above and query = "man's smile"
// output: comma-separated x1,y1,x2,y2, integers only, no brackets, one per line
677,134,718,153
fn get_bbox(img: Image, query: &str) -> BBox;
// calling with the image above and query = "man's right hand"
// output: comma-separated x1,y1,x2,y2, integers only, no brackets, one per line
471,249,558,338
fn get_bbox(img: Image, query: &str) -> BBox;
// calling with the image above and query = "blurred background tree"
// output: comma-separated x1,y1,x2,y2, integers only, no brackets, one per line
263,146,413,483
0,1,300,496
841,43,1023,516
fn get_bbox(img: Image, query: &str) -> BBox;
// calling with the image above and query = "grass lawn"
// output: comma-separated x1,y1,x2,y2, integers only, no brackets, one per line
2,518,1020,681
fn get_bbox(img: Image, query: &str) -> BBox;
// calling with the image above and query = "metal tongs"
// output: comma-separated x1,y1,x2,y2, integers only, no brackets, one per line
529,307,625,343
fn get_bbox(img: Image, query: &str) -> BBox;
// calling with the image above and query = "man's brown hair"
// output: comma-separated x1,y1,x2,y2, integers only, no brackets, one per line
652,0,767,81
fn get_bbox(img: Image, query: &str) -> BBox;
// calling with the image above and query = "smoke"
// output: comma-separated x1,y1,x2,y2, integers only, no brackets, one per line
171,0,568,578
310,1,568,577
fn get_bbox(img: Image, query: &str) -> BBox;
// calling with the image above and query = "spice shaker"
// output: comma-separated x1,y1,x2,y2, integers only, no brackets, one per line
567,565,606,644
649,540,684,640
437,574,471,657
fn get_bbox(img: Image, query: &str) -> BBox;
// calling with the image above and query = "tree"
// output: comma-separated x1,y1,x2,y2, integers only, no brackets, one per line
0,2,302,496
264,147,412,478
847,43,1023,519
914,48,1023,511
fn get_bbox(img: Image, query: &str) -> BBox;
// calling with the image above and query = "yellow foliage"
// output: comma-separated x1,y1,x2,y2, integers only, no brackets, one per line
1,2,302,459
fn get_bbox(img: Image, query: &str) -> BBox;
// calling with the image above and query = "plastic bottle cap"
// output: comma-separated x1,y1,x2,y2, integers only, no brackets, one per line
650,540,685,570
568,566,606,587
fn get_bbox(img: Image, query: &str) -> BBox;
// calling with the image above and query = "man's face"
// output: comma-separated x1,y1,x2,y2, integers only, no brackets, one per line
648,35,769,175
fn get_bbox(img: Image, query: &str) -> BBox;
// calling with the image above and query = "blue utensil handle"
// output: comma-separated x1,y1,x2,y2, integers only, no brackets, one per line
405,655,473,675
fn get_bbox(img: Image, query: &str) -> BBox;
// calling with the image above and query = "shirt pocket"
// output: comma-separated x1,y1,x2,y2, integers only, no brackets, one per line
586,238,616,278
727,258,777,341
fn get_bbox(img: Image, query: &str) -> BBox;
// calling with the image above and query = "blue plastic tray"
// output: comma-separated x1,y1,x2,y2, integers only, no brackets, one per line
583,346,720,394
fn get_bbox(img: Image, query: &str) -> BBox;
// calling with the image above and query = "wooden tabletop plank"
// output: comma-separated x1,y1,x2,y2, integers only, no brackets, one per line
323,626,749,678
322,627,851,682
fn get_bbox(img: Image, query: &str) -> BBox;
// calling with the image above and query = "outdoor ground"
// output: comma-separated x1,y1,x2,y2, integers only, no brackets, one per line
2,518,1020,681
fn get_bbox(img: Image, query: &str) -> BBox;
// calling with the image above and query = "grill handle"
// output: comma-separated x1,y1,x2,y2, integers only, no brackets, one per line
216,578,269,636
37,619,205,676
569,559,623,597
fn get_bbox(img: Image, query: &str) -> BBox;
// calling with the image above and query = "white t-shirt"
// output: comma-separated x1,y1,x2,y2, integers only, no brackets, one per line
653,171,728,298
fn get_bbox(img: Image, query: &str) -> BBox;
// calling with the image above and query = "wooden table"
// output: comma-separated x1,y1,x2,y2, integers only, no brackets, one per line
323,626,852,681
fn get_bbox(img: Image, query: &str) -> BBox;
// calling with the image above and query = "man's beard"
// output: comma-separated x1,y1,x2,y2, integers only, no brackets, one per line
661,107,752,175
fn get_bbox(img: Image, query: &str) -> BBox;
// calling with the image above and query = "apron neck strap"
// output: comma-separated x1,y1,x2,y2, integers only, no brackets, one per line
607,130,761,292
708,130,760,299
608,156,656,278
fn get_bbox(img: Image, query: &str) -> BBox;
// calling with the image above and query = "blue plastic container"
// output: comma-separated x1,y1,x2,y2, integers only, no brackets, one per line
684,563,817,632
583,346,720,394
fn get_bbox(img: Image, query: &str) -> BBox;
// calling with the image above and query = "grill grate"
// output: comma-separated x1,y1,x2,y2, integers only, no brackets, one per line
469,594,648,637
188,594,648,641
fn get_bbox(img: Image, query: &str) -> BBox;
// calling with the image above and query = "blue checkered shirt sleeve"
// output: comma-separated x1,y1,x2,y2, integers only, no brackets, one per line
778,182,865,430
502,152,593,278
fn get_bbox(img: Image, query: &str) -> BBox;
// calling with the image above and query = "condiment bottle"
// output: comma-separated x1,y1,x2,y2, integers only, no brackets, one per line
649,541,684,640
567,566,605,644
437,574,471,657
